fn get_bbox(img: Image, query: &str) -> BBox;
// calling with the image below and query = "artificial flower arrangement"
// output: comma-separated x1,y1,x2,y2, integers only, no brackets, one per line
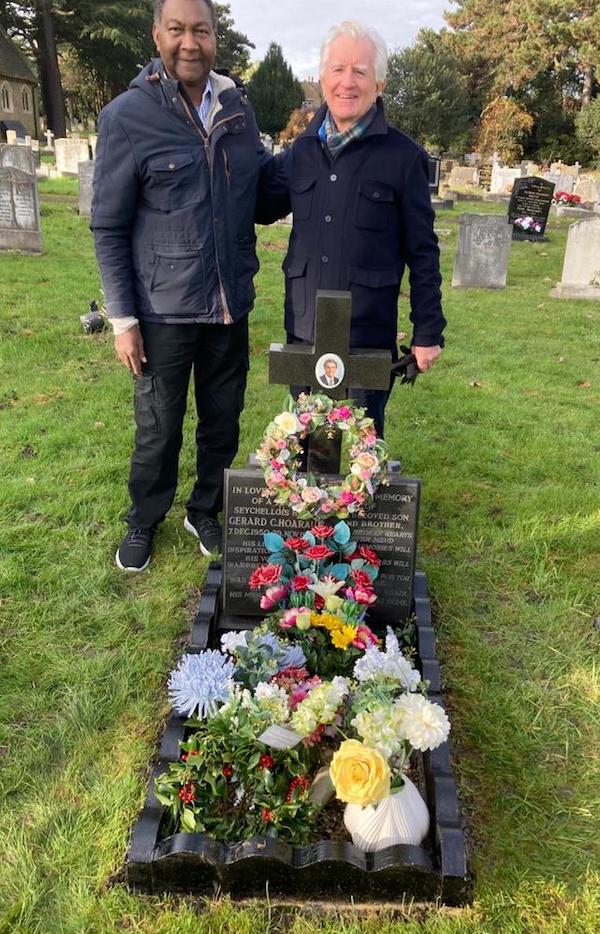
513,215,543,233
155,524,450,851
256,393,388,520
554,191,582,205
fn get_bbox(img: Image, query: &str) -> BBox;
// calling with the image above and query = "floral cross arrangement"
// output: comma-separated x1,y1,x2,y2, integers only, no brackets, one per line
255,393,388,520
155,523,450,851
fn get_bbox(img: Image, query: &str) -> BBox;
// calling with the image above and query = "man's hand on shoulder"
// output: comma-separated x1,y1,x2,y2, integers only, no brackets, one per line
115,325,147,376
412,344,443,373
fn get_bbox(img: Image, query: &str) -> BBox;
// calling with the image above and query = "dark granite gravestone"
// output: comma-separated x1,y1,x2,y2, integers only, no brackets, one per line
221,468,419,628
269,289,391,475
508,176,555,242
428,157,441,196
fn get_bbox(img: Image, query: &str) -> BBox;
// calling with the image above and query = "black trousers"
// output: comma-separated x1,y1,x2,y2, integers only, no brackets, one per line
126,318,248,529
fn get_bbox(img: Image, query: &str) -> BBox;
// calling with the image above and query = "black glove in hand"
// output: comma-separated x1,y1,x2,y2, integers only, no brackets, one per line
391,345,419,385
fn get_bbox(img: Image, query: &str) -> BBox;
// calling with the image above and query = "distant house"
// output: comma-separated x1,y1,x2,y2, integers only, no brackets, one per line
301,79,322,111
0,27,38,139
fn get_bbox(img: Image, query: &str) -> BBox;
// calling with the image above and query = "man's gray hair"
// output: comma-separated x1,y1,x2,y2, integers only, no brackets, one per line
153,0,217,27
320,21,388,82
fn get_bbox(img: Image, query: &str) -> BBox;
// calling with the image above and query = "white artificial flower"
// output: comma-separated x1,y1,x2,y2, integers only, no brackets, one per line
168,651,234,718
254,681,290,724
308,576,345,598
220,630,249,654
353,627,421,692
395,693,450,751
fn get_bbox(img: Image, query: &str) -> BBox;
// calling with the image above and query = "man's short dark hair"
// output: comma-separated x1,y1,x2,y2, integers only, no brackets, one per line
153,0,217,27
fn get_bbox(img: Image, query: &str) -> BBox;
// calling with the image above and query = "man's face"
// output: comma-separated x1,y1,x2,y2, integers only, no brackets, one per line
320,35,385,132
153,0,216,91
325,361,337,379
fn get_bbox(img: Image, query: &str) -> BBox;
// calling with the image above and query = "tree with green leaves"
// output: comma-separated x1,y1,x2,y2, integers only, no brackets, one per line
246,42,303,138
383,29,473,153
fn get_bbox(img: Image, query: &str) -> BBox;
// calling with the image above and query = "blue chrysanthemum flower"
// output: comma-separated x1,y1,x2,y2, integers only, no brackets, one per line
168,650,235,718
257,633,306,672
278,643,307,670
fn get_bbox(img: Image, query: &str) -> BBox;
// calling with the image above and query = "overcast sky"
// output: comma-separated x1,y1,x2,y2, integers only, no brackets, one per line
226,1,452,79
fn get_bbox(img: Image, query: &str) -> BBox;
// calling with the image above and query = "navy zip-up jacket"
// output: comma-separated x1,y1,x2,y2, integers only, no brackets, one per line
91,60,272,325
278,99,446,350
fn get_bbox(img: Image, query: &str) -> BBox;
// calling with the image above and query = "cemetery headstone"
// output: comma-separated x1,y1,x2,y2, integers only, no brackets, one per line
222,469,420,627
574,177,600,205
220,289,421,626
78,161,95,217
428,157,441,196
478,165,492,191
550,217,600,301
44,130,54,151
0,143,35,176
54,137,90,176
0,167,42,253
88,135,98,159
490,164,524,195
451,214,512,289
448,166,478,189
544,172,574,195
508,176,555,241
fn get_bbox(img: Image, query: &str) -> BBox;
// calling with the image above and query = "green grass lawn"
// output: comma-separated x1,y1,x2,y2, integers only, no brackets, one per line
0,181,598,933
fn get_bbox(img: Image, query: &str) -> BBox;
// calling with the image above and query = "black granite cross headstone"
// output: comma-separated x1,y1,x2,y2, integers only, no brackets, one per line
269,290,391,475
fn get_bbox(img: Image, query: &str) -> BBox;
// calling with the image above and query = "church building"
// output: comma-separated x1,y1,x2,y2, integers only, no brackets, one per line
0,26,38,139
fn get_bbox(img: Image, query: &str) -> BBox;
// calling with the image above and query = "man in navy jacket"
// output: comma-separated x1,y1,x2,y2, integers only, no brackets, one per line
280,21,446,436
92,0,275,571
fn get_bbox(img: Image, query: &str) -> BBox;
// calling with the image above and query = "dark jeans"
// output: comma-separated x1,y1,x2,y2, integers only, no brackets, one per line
126,318,248,529
287,334,396,438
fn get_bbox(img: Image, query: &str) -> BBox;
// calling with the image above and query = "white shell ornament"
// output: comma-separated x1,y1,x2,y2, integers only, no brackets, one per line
343,776,430,850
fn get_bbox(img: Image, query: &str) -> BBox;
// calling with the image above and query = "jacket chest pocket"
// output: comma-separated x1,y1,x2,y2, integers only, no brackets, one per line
143,151,203,212
354,180,395,230
290,177,316,221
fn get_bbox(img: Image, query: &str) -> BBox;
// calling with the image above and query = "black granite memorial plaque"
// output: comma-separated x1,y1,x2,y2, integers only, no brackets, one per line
508,176,555,242
222,467,419,626
428,157,441,196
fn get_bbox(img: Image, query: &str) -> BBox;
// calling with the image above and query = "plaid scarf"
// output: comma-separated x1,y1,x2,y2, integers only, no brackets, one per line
318,104,377,158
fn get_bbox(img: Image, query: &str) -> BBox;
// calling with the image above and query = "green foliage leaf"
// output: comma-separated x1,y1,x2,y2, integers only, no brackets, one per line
264,532,285,553
333,520,351,543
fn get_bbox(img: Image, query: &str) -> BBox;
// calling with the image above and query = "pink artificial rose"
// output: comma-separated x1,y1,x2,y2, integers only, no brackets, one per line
276,439,287,450
320,501,334,513
339,490,356,505
299,412,312,425
352,587,377,605
310,524,335,539
289,494,301,504
260,584,288,610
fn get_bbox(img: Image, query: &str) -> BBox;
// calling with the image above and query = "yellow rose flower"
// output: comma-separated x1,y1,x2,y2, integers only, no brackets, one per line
295,610,312,631
330,624,357,650
330,739,391,806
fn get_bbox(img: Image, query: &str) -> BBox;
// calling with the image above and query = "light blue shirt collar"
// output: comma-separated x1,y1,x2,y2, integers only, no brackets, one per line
197,76,213,127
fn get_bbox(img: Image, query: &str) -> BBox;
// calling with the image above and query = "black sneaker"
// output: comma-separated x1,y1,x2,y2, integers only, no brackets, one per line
184,515,223,557
115,527,155,572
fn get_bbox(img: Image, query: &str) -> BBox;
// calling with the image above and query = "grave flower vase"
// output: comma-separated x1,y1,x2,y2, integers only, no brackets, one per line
343,776,430,851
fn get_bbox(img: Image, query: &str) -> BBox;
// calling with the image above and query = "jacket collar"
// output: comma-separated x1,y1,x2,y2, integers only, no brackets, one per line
303,96,389,139
132,58,241,118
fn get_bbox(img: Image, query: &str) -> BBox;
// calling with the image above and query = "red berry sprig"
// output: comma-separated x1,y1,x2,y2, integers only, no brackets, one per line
222,764,233,778
261,808,272,822
178,782,196,805
286,776,311,802
259,754,274,770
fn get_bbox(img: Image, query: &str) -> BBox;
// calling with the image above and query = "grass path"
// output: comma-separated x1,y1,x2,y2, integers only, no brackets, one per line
0,183,598,932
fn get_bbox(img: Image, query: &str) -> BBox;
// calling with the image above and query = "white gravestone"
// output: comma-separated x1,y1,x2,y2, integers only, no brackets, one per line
452,214,513,289
78,161,95,217
490,165,524,194
0,144,35,175
448,166,479,188
550,218,600,301
544,172,574,194
574,177,600,205
0,167,42,253
54,137,90,176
